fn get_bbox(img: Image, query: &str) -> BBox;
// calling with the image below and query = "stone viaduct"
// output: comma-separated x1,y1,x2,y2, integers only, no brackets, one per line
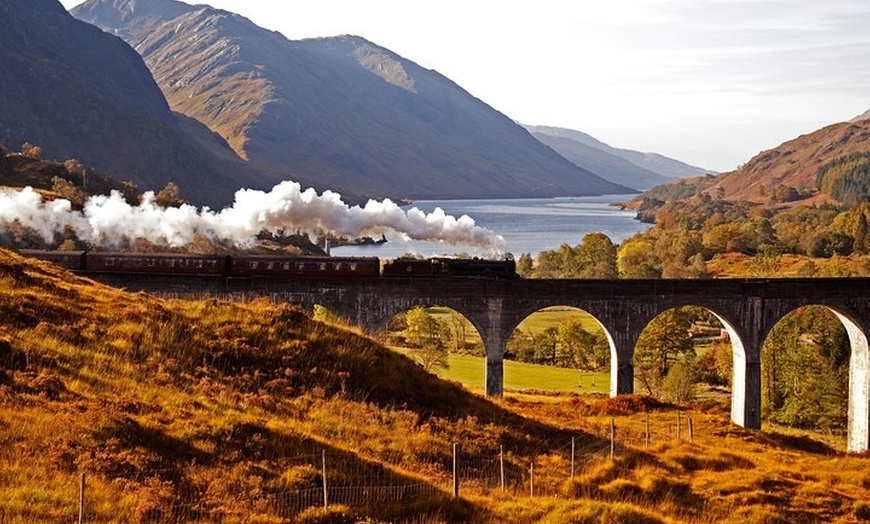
91,274,870,452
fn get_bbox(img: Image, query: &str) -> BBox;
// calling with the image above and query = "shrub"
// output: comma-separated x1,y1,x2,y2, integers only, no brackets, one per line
295,505,357,524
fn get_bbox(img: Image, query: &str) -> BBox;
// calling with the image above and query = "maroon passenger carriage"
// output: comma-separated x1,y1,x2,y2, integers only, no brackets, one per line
228,255,379,278
84,252,228,276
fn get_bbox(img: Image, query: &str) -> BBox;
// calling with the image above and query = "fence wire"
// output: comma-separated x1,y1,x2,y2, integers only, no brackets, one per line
1,414,701,522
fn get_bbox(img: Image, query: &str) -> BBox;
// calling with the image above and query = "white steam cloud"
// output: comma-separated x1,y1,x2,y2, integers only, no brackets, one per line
0,182,504,252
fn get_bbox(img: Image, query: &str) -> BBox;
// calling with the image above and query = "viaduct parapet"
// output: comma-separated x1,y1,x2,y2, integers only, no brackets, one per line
90,274,870,453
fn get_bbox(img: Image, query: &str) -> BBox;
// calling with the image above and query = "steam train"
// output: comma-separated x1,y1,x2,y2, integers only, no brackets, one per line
18,250,518,279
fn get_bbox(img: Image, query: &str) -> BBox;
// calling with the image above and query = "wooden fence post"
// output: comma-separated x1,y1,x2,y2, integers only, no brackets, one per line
610,417,615,461
677,411,682,440
499,446,505,493
322,450,328,509
645,412,651,447
529,460,534,497
689,417,694,442
452,443,459,498
570,437,575,481
78,473,85,524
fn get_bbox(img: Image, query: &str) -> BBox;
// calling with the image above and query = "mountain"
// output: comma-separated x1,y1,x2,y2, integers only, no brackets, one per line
0,0,251,206
709,119,870,203
525,125,709,180
641,118,870,205
72,0,632,200
524,127,673,190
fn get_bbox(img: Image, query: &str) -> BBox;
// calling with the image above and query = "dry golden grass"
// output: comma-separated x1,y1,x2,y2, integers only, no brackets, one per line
707,252,870,277
1,247,868,523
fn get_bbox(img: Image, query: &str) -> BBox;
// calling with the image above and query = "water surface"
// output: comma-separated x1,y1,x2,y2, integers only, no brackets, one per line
332,195,649,258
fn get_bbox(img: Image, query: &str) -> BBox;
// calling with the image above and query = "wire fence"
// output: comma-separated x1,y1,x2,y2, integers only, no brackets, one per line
1,412,703,523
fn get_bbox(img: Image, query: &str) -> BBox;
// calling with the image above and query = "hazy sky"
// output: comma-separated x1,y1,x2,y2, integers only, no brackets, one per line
59,0,870,172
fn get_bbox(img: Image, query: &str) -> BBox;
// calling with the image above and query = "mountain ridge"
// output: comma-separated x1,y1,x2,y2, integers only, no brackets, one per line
525,124,710,180
73,0,634,200
0,0,259,206
525,127,674,190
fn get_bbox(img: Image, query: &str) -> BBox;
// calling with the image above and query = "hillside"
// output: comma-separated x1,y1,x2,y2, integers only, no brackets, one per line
0,0,254,207
525,125,709,180
640,118,870,206
710,119,870,204
72,0,632,200
0,144,135,205
2,248,870,522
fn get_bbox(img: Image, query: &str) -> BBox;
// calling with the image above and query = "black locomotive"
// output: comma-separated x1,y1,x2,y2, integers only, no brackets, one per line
18,251,516,279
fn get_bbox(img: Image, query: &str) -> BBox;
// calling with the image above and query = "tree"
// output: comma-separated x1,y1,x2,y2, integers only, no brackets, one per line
575,233,618,278
661,354,697,403
531,233,618,279
532,327,559,365
403,307,448,371
21,142,43,159
634,308,696,396
696,341,732,386
446,310,480,356
617,239,661,278
506,330,535,363
534,250,563,278
120,181,141,205
516,253,534,277
555,318,609,370
154,182,186,208
51,176,87,207
762,306,849,429
853,209,868,254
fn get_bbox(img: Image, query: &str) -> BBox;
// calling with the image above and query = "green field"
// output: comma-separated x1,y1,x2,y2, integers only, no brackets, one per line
426,305,606,342
394,351,610,394
395,306,610,393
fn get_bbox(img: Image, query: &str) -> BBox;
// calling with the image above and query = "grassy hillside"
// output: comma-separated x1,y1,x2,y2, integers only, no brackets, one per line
1,248,869,523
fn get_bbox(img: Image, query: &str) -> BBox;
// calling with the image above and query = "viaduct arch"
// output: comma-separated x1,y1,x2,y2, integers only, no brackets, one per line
90,274,870,452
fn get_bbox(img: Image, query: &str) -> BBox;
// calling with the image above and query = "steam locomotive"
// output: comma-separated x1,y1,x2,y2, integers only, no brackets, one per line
18,250,517,279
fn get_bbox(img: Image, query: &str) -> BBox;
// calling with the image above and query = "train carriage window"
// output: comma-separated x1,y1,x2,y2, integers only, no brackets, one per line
350,263,357,271
282,262,290,270
320,263,327,271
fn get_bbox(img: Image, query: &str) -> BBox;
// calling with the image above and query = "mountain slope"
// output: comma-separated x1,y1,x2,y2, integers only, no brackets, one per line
526,125,709,179
73,0,632,199
0,0,249,206
698,119,870,204
527,130,672,190
850,109,870,123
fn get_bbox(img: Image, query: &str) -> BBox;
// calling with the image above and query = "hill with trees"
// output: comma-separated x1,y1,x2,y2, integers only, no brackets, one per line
72,0,632,201
643,118,870,206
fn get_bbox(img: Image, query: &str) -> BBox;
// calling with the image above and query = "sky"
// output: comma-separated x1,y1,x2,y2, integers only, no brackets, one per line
58,0,870,173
